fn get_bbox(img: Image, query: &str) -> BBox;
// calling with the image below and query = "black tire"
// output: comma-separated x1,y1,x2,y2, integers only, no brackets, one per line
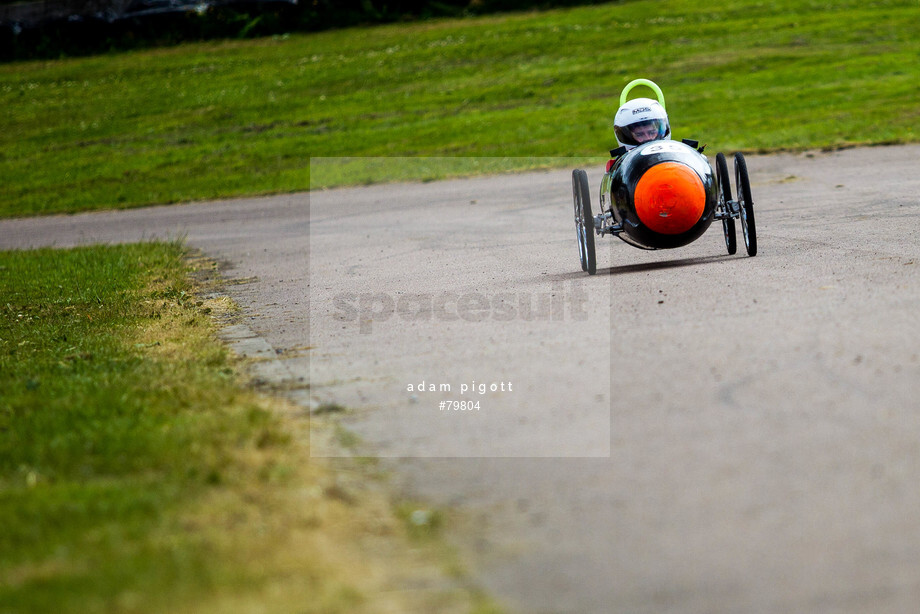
734,152,757,257
572,169,596,275
716,152,736,255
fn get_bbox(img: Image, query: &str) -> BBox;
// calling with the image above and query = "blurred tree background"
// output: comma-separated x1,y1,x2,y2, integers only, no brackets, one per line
0,0,619,60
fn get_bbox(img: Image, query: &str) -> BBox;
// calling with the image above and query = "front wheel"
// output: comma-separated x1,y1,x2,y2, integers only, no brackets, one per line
734,152,757,257
716,153,736,255
572,169,596,275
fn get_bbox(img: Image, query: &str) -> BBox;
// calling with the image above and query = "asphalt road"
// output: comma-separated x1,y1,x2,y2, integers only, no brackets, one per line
3,145,920,613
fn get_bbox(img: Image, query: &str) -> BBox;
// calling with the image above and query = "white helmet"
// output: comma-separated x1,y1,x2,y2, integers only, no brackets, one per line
614,97,670,150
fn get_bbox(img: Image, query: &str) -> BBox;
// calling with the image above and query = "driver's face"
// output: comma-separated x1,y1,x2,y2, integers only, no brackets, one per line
632,123,660,143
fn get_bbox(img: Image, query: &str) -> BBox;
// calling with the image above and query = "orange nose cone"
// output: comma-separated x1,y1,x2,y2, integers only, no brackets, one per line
634,162,706,235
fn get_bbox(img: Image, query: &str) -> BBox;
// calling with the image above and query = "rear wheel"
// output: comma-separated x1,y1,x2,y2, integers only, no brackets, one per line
716,153,736,255
572,169,596,275
734,152,757,257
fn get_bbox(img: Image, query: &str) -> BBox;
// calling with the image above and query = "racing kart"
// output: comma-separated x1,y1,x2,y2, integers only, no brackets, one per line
573,80,757,275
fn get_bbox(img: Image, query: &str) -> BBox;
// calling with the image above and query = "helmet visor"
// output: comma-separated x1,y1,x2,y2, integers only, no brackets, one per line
615,118,670,147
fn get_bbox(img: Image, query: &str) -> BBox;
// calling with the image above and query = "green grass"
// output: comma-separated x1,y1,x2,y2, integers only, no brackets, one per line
0,243,271,612
2,0,919,216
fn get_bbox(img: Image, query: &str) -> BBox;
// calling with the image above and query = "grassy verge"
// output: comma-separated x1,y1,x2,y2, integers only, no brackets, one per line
1,0,918,217
0,243,491,614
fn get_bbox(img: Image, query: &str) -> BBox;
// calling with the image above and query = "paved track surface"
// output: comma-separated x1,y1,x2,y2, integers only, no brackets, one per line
3,145,920,613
